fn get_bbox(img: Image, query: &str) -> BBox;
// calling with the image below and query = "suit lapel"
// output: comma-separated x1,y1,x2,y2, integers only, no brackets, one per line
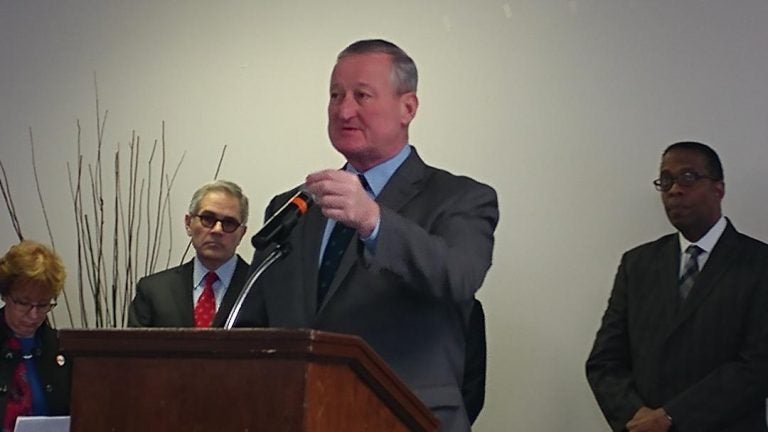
315,150,428,316
213,257,248,327
652,237,682,336
301,206,326,316
171,261,196,326
376,148,427,213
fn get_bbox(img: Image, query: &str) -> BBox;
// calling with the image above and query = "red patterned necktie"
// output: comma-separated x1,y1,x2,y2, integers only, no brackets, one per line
194,271,218,327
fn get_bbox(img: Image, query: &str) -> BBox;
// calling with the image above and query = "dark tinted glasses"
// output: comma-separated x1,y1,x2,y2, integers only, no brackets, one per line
193,213,243,233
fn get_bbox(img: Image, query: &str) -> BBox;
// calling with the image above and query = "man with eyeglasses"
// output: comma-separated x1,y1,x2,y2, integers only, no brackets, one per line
586,141,768,432
128,180,250,327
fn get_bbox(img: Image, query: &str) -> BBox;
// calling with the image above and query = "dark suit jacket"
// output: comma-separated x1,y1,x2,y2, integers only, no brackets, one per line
462,299,487,425
586,221,768,432
0,310,71,424
238,149,499,432
127,256,250,327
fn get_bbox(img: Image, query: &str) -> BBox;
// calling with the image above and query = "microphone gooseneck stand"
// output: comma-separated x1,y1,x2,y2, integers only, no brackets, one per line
224,242,292,330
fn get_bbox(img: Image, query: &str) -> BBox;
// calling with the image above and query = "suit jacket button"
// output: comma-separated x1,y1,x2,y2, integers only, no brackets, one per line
45,384,54,393
3,352,13,360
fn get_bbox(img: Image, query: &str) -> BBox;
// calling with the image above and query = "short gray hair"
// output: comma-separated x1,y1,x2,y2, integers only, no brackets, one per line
188,179,249,224
338,39,418,94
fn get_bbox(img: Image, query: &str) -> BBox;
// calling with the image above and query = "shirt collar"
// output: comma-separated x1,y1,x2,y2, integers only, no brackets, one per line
345,144,412,197
678,216,727,255
193,255,238,289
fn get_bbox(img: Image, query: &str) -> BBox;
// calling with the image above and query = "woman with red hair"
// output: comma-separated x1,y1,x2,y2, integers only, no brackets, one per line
0,241,70,431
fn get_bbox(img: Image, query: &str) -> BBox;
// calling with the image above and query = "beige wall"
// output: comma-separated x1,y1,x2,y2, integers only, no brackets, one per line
2,1,767,430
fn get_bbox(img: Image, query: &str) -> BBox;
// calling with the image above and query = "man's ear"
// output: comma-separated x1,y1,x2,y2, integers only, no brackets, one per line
184,214,193,236
400,92,418,126
714,181,725,199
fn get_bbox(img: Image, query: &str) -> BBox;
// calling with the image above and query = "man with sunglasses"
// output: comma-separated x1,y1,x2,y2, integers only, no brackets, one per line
128,180,250,327
587,141,768,432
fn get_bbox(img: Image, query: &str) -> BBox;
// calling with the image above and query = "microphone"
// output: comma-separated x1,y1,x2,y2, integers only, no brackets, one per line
251,188,313,250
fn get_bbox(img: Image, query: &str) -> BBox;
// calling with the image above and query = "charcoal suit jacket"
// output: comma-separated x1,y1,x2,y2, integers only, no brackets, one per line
127,256,250,327
237,148,499,432
587,221,768,431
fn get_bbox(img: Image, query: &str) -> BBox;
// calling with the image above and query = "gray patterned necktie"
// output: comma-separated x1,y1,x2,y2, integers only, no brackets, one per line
679,245,703,300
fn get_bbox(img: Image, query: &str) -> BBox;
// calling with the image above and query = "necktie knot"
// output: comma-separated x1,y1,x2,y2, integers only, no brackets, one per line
204,271,218,287
686,245,703,260
358,174,372,194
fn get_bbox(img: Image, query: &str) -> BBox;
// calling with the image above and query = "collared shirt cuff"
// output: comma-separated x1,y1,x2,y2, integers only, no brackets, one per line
360,218,380,253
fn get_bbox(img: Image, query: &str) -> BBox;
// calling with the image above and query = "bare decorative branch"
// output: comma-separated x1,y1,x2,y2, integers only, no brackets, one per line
2,83,226,329
0,160,23,241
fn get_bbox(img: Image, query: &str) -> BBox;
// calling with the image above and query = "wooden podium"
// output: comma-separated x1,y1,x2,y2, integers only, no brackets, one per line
58,328,439,432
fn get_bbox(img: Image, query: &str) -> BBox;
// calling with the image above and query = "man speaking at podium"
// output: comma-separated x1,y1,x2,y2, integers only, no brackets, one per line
237,39,499,431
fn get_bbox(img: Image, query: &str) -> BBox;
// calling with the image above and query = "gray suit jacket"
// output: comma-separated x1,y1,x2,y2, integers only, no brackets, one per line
238,149,499,432
586,221,768,431
127,256,250,327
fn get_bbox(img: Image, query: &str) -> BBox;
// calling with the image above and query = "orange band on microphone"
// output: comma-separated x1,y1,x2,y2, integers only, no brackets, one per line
291,196,309,214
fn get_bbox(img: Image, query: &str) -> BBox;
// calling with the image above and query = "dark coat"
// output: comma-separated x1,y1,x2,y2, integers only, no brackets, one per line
238,149,499,432
0,308,71,426
127,256,250,327
587,221,768,431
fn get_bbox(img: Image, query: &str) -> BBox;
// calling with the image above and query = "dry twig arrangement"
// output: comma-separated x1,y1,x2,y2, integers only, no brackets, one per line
1,79,231,328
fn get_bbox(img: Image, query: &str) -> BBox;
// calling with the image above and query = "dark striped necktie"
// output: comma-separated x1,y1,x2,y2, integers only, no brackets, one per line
679,245,703,300
316,174,371,310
